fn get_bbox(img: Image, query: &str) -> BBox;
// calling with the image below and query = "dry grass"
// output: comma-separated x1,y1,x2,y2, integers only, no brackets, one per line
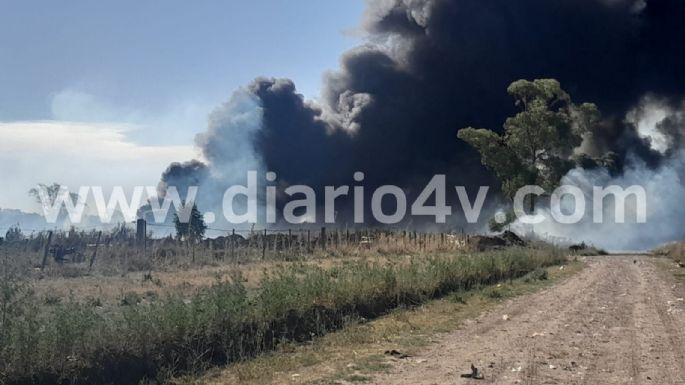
654,241,685,261
30,257,376,306
1,227,565,385
1,247,563,385
27,233,470,307
1,228,472,277
177,261,583,385
5,228,472,306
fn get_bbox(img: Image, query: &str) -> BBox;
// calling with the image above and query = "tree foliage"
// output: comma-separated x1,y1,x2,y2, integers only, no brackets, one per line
28,183,79,205
28,183,83,224
4,225,24,243
488,212,516,233
458,79,600,210
173,203,207,243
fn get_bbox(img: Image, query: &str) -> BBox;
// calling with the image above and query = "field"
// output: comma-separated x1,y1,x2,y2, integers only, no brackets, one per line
0,228,565,385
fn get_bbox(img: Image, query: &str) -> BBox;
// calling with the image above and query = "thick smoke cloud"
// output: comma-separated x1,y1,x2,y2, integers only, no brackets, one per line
249,0,685,219
517,100,685,251
195,89,263,178
515,151,685,251
156,90,263,228
161,0,685,238
158,160,209,200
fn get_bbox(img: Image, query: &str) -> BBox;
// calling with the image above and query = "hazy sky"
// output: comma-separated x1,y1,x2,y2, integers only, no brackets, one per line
0,0,365,211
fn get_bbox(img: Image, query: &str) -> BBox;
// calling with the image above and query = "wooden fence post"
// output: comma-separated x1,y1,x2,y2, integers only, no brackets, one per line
41,231,53,270
88,231,102,272
262,229,267,260
307,230,311,253
136,219,147,248
320,227,326,250
231,229,236,261
346,229,350,248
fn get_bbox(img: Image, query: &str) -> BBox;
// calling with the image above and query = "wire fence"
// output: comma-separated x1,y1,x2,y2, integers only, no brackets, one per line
0,221,473,273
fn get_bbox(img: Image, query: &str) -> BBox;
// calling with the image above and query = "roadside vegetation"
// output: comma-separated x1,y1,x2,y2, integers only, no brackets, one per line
654,241,685,284
184,259,582,385
654,241,685,262
0,245,564,385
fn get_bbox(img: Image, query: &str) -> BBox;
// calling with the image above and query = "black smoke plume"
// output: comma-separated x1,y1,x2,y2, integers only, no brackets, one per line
158,160,209,200
162,0,685,228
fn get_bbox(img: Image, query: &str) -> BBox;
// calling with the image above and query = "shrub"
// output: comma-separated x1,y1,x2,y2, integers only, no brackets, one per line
523,267,548,282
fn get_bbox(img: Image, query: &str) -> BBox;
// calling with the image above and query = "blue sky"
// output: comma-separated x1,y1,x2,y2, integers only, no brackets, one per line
0,0,366,211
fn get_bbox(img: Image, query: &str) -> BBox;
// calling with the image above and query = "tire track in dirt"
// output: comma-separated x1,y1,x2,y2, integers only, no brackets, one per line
576,258,640,385
369,256,685,385
430,259,605,384
636,259,685,385
481,260,609,384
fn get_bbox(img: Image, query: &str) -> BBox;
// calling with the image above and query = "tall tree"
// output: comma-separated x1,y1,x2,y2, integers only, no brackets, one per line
173,203,207,243
4,225,24,243
458,79,600,212
28,183,83,223
28,183,79,205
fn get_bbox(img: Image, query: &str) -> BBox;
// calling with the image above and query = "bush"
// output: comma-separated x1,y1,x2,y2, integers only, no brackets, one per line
4,225,24,243
523,267,548,282
119,291,142,306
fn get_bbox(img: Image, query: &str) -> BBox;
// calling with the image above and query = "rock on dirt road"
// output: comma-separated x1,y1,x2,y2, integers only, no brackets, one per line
370,256,685,385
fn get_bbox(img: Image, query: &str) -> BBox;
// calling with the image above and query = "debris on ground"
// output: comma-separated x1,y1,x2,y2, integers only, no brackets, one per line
500,231,526,246
469,235,506,251
460,364,484,380
568,242,608,255
384,349,411,359
470,231,526,251
569,242,589,252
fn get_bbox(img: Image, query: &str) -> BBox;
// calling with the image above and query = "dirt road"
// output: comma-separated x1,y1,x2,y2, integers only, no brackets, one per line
370,256,685,385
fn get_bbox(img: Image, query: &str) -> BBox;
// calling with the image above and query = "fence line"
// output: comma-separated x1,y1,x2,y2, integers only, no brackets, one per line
0,220,473,271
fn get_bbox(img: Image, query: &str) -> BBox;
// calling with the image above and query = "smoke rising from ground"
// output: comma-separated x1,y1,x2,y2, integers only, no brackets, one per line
155,90,264,228
160,0,685,246
515,150,685,251
521,100,685,251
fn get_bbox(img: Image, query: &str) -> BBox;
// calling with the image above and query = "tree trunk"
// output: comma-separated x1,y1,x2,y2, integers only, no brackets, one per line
529,193,535,214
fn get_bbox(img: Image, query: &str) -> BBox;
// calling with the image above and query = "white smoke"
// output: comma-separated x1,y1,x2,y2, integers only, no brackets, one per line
512,98,685,251
196,88,264,179
156,88,265,232
627,96,672,154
